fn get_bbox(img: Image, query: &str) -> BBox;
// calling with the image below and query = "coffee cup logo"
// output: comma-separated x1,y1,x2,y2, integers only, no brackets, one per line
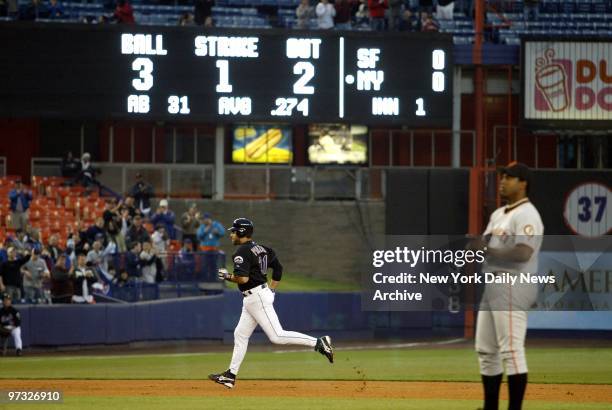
535,49,570,112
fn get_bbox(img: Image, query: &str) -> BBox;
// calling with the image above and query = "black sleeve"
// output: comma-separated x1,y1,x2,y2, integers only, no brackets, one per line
270,258,283,281
265,246,283,281
232,247,251,277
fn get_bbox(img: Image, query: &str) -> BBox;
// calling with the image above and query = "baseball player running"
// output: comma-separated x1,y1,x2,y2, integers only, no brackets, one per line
209,218,334,389
472,162,544,410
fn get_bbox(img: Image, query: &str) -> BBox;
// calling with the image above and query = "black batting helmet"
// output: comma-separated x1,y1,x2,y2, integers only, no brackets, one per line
229,218,254,238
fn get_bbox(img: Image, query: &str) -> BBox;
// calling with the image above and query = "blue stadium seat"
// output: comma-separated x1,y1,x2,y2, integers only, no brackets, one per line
235,15,249,25
453,36,474,45
542,1,560,13
505,37,521,46
278,0,297,7
511,0,524,13
438,20,455,30
560,1,575,13
175,5,192,13
575,1,592,13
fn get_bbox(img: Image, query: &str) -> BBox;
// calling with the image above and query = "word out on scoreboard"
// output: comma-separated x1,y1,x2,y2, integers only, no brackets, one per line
0,25,453,126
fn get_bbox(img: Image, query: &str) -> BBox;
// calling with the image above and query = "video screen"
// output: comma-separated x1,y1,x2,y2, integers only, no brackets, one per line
232,125,293,164
307,124,368,165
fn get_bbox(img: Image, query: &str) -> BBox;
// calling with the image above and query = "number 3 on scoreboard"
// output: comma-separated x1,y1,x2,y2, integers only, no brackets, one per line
132,58,153,92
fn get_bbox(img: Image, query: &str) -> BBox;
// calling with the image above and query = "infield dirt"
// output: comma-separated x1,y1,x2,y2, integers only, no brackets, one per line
2,380,611,403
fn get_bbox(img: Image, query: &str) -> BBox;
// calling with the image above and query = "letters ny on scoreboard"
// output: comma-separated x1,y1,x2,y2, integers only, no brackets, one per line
0,26,453,126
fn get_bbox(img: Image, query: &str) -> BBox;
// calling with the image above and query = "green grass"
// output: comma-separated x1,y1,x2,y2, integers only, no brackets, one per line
2,348,610,410
3,347,611,385
273,272,358,292
3,397,612,410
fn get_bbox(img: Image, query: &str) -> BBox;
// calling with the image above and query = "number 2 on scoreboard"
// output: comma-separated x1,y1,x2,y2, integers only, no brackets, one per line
293,62,315,95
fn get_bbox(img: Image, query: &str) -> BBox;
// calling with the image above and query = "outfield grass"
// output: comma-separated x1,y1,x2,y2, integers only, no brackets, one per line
273,273,358,292
4,397,612,410
3,347,611,385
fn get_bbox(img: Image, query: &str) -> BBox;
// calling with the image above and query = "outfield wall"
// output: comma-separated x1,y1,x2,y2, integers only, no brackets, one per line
11,291,611,348
15,296,223,348
13,293,463,348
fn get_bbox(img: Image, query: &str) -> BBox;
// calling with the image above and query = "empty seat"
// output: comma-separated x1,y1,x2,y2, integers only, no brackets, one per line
575,1,592,13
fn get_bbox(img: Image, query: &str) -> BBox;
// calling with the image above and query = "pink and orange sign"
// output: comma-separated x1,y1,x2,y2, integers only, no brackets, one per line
524,41,612,120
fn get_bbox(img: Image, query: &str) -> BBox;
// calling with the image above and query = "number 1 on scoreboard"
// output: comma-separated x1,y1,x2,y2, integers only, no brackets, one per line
216,60,232,93
415,98,426,116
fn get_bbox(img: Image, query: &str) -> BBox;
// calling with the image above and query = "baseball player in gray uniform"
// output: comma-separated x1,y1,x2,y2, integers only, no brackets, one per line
472,162,544,410
209,218,334,389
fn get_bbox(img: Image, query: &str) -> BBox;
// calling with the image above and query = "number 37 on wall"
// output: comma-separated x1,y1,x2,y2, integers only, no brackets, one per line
564,182,612,237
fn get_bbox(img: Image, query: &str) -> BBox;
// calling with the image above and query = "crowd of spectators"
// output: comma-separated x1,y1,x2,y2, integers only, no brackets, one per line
296,0,464,31
0,0,136,22
0,170,226,305
0,0,477,30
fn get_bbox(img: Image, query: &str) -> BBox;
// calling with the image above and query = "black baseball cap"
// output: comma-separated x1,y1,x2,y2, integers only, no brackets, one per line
501,162,531,183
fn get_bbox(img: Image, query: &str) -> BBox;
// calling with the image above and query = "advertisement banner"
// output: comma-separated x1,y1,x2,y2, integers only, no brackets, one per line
523,41,612,122
232,125,293,164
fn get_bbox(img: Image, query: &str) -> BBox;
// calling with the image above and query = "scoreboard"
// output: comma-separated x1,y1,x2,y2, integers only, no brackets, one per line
0,23,453,126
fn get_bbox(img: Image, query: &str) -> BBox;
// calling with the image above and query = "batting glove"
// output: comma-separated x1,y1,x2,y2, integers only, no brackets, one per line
218,268,231,281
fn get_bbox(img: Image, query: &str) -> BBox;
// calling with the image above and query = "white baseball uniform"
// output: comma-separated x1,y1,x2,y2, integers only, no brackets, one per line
476,198,544,376
228,241,317,375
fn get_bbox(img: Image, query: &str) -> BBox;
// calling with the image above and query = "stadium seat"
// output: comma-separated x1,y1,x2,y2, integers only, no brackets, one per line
575,1,592,13
542,0,560,13
561,1,575,13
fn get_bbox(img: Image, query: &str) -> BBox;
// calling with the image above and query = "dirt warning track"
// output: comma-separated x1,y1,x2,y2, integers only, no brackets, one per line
2,380,611,403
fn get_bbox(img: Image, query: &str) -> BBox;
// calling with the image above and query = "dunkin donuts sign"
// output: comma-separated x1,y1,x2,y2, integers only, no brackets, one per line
523,41,612,120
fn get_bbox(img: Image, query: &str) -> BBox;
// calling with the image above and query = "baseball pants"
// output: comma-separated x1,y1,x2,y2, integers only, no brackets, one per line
3,327,22,350
229,286,317,375
476,308,528,376
475,281,537,376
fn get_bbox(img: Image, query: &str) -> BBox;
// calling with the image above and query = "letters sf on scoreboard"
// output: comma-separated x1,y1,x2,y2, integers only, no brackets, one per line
0,25,453,126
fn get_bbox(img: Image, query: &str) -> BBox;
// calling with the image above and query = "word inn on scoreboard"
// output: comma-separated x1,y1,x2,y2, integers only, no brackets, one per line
0,25,452,126
116,31,451,124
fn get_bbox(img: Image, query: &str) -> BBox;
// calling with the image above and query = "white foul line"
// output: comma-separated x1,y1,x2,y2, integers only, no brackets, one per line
273,338,466,354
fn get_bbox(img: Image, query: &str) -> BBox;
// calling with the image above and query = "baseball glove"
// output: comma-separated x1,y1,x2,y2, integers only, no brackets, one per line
0,327,11,337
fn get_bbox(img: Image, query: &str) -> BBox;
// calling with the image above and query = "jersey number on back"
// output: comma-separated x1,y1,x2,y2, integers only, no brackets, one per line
259,255,268,276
